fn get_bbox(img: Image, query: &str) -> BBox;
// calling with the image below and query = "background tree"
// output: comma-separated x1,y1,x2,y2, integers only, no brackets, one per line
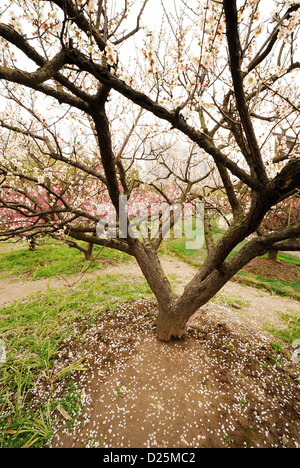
0,95,207,257
260,195,300,259
0,0,299,341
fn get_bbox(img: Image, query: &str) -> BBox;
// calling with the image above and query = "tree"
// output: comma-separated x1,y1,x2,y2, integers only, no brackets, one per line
0,94,205,258
260,195,300,259
0,0,300,341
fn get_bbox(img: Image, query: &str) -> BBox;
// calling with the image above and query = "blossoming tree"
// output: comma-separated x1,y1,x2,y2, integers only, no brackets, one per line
0,96,208,257
0,0,300,341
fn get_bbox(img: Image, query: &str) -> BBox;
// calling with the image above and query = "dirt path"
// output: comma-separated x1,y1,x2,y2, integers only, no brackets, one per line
1,257,300,448
0,261,142,306
1,257,299,334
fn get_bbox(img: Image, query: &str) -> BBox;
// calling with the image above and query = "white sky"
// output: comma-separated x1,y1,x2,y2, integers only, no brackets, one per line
0,0,298,131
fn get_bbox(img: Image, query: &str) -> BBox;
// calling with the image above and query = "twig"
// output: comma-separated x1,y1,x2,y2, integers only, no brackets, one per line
61,241,110,288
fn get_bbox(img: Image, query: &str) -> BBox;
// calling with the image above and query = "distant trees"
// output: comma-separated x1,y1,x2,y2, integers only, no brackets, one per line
260,195,300,259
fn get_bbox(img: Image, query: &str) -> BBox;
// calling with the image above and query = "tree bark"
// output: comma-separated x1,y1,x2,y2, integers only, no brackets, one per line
84,242,94,261
28,237,36,252
155,267,235,341
132,241,175,308
268,249,279,261
155,304,186,342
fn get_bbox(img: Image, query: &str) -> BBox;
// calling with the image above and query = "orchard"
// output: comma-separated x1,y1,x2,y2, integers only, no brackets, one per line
0,0,299,340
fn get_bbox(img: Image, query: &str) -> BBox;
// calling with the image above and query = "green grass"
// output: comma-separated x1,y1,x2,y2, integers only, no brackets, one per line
266,311,300,346
167,226,300,301
167,225,250,268
0,274,153,448
235,270,300,301
0,238,130,280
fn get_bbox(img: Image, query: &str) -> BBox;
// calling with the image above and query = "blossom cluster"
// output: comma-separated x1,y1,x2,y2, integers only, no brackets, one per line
0,0,299,247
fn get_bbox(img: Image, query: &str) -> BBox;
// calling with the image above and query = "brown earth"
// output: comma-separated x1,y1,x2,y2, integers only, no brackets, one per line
48,300,300,449
243,257,300,283
1,257,300,448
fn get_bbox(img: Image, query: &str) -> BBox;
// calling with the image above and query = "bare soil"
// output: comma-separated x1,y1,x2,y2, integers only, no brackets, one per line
1,257,300,448
243,257,300,283
48,299,300,449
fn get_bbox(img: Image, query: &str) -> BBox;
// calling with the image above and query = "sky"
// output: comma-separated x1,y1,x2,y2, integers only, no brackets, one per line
0,0,298,136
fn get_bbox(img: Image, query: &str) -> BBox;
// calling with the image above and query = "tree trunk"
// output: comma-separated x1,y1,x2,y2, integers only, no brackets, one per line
132,221,280,342
131,241,183,339
156,267,230,341
268,249,278,261
156,304,187,342
29,238,36,252
132,240,239,341
132,242,171,298
133,240,234,341
203,201,215,255
84,242,94,261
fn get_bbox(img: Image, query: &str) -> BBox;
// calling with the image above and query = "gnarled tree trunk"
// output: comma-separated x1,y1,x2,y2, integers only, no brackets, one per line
132,210,278,341
155,269,232,341
131,237,236,341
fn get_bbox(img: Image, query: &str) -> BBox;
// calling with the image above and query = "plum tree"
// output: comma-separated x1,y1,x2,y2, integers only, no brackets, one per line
0,0,299,340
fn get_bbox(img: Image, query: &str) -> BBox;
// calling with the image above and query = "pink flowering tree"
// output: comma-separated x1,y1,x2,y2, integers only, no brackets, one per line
0,103,202,257
0,0,300,341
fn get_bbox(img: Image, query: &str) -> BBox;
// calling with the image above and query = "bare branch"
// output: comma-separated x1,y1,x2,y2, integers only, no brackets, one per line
223,0,268,184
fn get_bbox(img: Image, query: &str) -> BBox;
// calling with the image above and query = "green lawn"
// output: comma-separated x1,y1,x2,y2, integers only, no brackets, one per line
0,274,153,448
0,238,130,280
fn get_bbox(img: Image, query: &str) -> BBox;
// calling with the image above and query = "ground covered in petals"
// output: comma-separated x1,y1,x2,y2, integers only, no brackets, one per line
1,256,299,449
48,300,300,449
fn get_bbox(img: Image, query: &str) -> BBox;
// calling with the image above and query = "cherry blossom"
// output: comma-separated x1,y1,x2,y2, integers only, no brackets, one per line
0,0,299,341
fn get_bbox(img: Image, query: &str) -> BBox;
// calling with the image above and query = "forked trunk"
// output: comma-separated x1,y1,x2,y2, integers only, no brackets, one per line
156,304,189,342
132,228,271,342
132,240,230,341
132,242,238,341
155,269,231,341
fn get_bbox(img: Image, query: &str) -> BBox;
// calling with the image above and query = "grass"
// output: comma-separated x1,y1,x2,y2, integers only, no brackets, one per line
235,271,300,301
166,225,300,302
0,274,153,448
266,311,300,346
0,238,130,280
167,225,250,268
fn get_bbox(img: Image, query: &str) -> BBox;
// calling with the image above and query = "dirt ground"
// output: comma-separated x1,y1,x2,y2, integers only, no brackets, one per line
46,300,299,449
243,257,300,282
1,256,300,448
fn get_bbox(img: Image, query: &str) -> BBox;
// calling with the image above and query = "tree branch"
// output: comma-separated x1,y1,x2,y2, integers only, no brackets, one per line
0,23,93,104
0,49,71,86
247,3,300,72
69,50,261,191
113,0,149,45
223,0,269,184
44,0,107,51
